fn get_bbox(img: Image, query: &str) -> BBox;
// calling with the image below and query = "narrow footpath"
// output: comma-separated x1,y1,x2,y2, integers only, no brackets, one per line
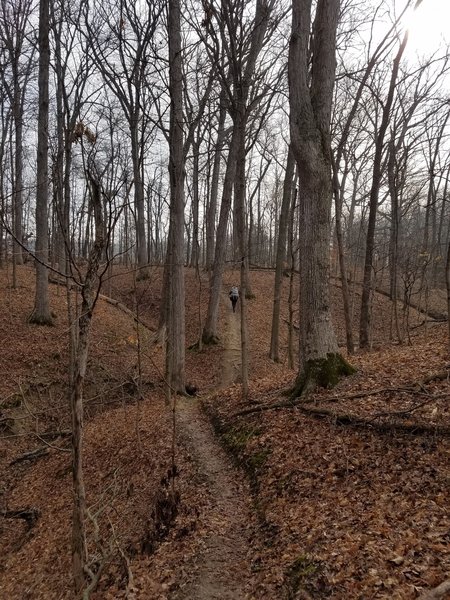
172,291,252,599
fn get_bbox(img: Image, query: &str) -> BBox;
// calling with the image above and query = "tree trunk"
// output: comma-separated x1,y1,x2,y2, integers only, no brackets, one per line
332,155,355,354
235,115,250,394
30,0,52,325
359,30,409,348
131,120,148,279
205,88,227,271
270,145,295,362
202,124,240,344
71,169,105,595
166,0,186,394
190,131,200,268
202,0,272,342
13,79,24,266
289,0,354,396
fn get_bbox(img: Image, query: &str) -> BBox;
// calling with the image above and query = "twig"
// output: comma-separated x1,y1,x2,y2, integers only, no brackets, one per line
19,383,71,452
109,517,136,599
34,432,71,452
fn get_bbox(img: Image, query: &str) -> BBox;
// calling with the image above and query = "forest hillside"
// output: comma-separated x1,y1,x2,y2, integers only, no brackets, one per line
1,265,449,600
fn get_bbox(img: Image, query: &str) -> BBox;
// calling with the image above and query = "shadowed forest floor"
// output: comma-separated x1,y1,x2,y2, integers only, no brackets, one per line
0,264,449,599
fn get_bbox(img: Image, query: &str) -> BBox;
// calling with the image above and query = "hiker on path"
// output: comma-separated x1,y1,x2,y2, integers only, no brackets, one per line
229,286,239,313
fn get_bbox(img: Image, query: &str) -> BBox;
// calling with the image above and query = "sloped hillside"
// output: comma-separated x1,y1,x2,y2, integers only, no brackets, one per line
1,265,449,599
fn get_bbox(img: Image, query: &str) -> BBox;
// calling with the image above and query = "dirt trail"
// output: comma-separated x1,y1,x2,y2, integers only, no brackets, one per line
221,292,242,386
172,290,251,599
174,399,253,599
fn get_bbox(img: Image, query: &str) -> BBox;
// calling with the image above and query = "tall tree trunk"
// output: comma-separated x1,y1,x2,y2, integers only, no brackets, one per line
387,140,402,343
235,116,249,394
12,79,24,266
270,145,295,362
202,124,240,344
359,30,409,348
289,0,354,396
205,88,227,271
30,0,52,325
332,155,355,354
166,0,186,393
234,118,253,298
202,0,273,343
130,119,148,279
190,131,200,268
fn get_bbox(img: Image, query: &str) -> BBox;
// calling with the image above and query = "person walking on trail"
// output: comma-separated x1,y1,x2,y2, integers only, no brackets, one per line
229,286,239,313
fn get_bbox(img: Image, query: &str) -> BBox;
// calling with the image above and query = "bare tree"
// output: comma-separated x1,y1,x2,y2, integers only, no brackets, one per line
83,0,163,279
29,0,53,325
165,0,186,393
289,0,354,396
70,161,107,595
359,1,425,348
269,144,294,362
0,0,35,268
201,0,281,345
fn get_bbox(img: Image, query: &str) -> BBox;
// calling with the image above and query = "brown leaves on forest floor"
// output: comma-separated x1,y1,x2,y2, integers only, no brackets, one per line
202,323,450,599
1,265,450,599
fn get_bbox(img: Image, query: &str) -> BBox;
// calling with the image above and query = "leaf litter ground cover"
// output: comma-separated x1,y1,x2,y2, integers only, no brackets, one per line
1,265,449,599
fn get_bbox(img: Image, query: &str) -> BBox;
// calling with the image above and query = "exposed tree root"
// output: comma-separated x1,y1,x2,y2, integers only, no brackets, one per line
234,370,450,417
233,369,450,435
233,395,312,418
27,311,54,326
202,331,220,346
299,405,450,435
289,353,356,399
234,401,450,434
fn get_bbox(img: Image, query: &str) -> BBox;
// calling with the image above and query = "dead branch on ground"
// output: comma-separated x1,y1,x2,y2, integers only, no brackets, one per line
2,507,40,528
9,447,49,465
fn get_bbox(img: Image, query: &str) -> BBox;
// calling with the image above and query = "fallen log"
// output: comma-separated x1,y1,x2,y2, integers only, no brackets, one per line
298,405,450,435
2,507,40,528
48,276,156,333
9,447,49,466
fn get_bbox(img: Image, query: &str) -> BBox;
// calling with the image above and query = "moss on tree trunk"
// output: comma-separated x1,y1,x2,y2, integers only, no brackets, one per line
202,331,220,346
291,352,356,398
28,311,54,326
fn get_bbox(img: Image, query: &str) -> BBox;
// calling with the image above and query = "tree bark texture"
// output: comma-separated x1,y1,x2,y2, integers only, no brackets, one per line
270,145,295,362
71,170,105,596
202,0,272,343
359,30,409,348
30,0,52,325
205,87,227,271
166,0,186,393
289,0,354,395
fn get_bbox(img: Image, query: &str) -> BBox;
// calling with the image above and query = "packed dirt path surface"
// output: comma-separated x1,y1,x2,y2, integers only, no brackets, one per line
171,290,253,599
221,291,242,386
173,397,254,600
